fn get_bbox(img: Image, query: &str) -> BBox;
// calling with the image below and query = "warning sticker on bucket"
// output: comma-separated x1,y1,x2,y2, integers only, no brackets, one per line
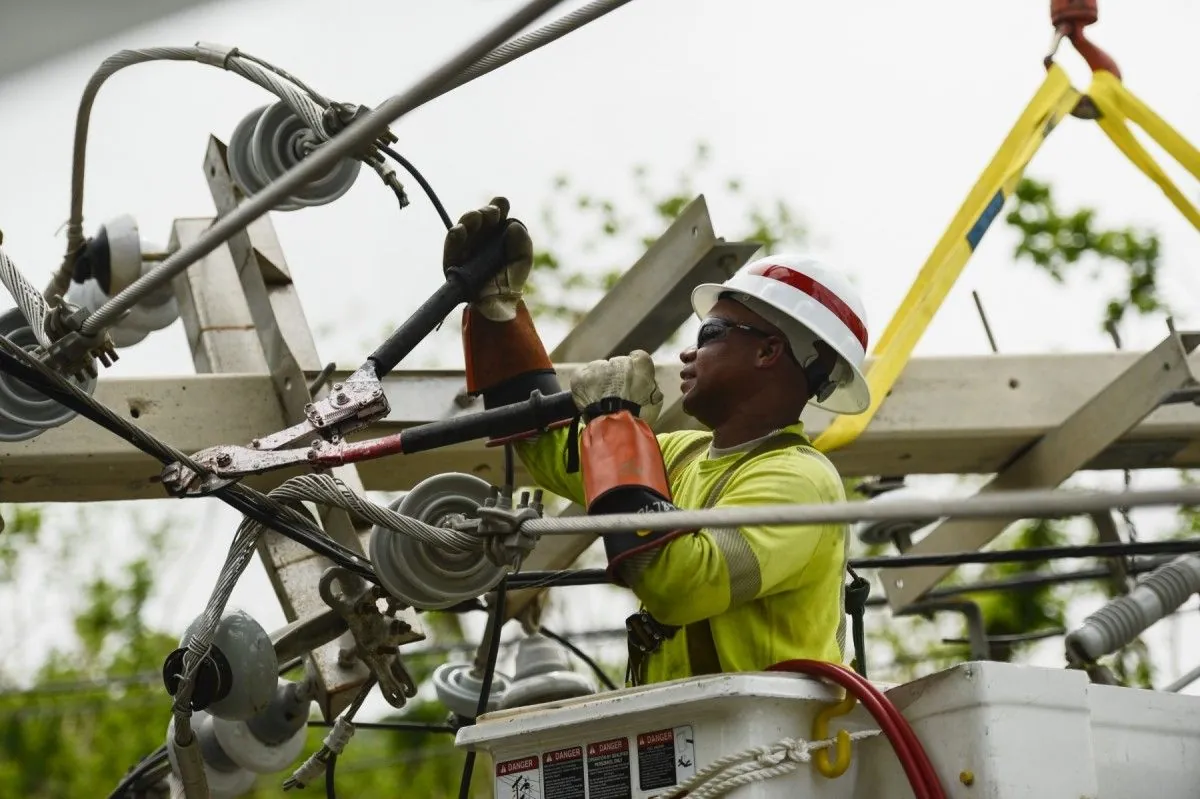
495,754,541,799
586,737,632,799
543,746,585,798
637,726,696,792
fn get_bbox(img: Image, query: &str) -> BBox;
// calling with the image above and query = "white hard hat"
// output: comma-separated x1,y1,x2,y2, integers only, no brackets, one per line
691,254,872,414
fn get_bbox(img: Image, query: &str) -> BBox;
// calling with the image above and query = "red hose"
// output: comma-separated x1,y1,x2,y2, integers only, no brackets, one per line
766,660,946,799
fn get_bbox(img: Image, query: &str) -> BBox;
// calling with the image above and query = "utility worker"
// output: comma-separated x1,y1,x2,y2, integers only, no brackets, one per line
446,197,872,686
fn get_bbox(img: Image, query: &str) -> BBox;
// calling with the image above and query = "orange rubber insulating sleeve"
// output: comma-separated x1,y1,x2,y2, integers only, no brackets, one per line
462,301,553,395
581,411,672,508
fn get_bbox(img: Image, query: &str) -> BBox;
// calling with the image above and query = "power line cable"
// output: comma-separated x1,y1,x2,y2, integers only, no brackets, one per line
76,0,572,336
0,336,376,583
381,147,452,229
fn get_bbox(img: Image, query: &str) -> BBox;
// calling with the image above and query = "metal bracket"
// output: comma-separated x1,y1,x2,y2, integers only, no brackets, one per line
319,566,418,709
884,324,1200,611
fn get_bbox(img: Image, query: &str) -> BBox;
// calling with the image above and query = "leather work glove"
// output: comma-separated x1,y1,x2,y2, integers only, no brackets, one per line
570,350,664,426
569,350,678,586
443,196,533,322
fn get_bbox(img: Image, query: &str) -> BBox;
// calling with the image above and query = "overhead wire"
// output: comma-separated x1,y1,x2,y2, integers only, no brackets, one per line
502,542,1200,591
516,484,1200,537
0,332,376,582
76,0,572,336
539,625,619,690
381,146,453,229
48,44,336,303
106,745,170,799
433,0,638,100
0,248,51,347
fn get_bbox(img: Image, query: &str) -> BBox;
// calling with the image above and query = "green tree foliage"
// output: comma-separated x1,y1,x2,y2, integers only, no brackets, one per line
1005,177,1168,329
523,141,808,339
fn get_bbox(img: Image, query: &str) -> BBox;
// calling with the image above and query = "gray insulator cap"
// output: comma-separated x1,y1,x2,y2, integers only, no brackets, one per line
167,711,256,799
183,609,278,721
227,102,361,212
498,633,595,710
369,472,507,610
0,307,96,442
245,679,311,745
432,662,512,719
853,487,936,549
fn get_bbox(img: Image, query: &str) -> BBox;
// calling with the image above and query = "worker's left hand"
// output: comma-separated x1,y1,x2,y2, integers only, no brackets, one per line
443,196,533,322
571,350,664,425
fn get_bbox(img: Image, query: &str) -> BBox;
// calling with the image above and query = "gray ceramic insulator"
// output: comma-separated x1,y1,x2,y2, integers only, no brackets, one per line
246,680,310,745
210,678,310,775
1066,554,1200,663
432,662,512,719
498,633,595,710
182,608,278,721
167,712,255,799
227,102,361,212
369,472,507,610
0,307,97,442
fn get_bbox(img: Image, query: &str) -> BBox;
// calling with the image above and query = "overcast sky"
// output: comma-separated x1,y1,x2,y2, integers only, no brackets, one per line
3,0,1200,709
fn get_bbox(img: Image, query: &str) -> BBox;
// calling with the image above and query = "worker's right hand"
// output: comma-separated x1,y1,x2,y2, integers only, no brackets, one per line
443,196,533,322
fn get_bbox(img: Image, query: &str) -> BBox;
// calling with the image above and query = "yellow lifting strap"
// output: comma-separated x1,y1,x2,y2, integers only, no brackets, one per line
1086,70,1200,231
813,64,1082,454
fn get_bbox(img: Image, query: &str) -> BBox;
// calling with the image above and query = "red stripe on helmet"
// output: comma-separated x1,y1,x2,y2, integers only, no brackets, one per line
746,263,868,350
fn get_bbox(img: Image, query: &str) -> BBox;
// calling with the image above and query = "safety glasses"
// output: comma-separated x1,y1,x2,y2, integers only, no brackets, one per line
696,317,778,349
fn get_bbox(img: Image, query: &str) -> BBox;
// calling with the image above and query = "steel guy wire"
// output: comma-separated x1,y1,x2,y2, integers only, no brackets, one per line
0,247,51,347
51,0,631,311
516,485,1200,536
434,0,638,99
51,44,335,302
75,0,570,335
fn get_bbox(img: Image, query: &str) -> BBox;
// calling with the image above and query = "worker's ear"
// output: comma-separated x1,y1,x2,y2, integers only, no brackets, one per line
756,336,791,368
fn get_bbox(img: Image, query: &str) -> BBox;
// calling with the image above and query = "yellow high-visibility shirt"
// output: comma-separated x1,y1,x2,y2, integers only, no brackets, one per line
515,419,850,685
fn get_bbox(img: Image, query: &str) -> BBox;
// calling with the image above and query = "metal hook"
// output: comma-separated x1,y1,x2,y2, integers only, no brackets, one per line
812,691,857,778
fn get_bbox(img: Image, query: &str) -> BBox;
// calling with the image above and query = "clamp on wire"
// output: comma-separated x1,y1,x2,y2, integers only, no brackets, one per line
454,485,546,570
318,566,418,709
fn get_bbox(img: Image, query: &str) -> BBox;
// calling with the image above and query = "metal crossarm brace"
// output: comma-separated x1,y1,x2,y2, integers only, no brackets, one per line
884,325,1200,611
172,137,423,719
502,196,760,622
10,351,1200,501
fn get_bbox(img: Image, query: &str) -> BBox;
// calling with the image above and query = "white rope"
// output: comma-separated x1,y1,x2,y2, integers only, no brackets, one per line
657,730,881,799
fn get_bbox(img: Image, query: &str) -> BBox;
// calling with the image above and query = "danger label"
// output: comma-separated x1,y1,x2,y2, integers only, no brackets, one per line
637,725,696,792
542,746,584,798
495,755,541,799
586,737,632,799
